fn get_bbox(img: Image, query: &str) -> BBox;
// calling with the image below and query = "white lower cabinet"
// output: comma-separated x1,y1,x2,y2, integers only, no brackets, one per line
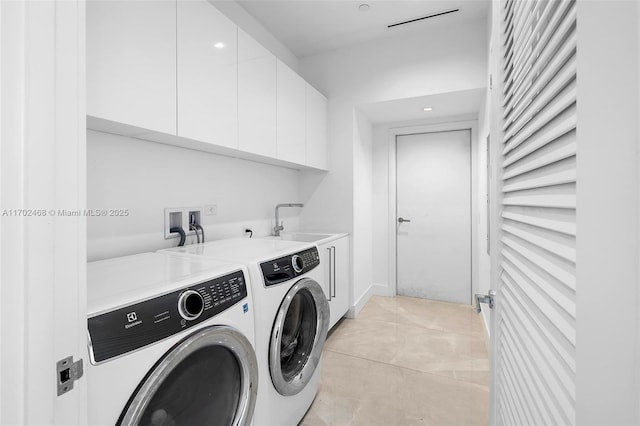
318,236,350,330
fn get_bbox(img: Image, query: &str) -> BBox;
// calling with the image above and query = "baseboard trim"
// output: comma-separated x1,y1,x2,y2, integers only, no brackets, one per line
372,282,395,297
346,284,374,318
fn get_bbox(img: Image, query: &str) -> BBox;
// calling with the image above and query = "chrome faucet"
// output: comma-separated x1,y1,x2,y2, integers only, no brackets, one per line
274,203,304,236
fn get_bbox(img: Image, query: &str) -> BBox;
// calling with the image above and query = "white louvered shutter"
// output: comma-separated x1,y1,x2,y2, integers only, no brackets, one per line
495,0,577,425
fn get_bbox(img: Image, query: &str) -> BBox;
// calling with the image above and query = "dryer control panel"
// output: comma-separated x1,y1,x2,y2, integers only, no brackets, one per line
260,247,320,287
87,270,247,364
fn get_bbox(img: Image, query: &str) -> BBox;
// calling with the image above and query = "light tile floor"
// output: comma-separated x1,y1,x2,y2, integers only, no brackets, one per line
300,295,490,426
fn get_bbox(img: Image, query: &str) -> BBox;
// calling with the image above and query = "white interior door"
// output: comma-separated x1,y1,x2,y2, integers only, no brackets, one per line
1,1,87,424
396,130,471,304
489,0,578,424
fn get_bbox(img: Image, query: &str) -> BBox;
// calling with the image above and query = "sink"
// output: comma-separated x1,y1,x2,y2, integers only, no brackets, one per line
268,232,334,243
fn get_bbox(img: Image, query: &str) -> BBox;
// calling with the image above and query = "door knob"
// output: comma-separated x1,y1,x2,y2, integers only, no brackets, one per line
398,217,411,223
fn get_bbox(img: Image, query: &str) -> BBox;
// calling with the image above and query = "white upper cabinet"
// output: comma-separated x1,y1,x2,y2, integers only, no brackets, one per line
177,0,238,149
276,59,307,164
87,0,176,134
305,85,328,169
238,29,277,157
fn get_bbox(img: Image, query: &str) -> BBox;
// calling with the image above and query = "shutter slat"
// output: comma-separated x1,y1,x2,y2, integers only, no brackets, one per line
503,80,576,154
504,53,576,139
504,1,557,87
504,109,576,168
499,352,541,425
502,248,576,317
502,263,575,344
502,1,575,102
503,276,576,376
501,306,575,423
502,190,576,209
502,209,576,236
499,337,546,425
504,31,576,129
500,325,563,425
503,168,575,193
502,220,575,263
502,234,576,291
501,274,577,374
504,278,576,399
503,132,576,179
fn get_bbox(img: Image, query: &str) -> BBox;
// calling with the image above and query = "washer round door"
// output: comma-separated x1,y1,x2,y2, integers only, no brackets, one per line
269,278,330,396
118,326,258,426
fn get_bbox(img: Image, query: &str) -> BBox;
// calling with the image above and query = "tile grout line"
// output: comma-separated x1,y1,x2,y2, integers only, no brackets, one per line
322,347,490,391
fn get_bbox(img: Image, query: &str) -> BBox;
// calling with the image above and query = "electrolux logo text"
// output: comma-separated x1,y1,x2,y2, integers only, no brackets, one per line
125,311,142,329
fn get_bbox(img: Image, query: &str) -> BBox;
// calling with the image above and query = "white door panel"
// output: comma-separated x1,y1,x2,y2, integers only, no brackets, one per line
87,0,176,134
396,130,471,304
238,28,277,157
177,0,238,148
491,0,578,424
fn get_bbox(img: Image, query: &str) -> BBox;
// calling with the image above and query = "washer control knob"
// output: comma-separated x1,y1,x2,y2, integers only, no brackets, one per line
292,255,304,273
178,290,204,321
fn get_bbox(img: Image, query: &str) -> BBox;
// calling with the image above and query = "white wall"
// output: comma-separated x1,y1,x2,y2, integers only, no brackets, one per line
87,130,301,261
351,110,374,314
298,17,489,311
575,1,640,424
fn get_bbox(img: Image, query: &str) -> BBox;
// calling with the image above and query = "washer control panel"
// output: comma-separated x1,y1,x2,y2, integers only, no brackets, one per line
88,270,247,364
260,247,320,287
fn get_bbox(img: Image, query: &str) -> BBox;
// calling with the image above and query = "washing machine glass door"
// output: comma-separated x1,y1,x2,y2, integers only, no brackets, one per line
119,326,257,426
269,278,330,396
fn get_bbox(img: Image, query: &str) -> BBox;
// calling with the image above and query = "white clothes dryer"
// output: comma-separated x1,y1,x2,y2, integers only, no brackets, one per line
160,239,330,426
86,252,258,426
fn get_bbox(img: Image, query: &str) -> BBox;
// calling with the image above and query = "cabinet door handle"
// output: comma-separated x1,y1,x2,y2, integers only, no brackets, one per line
326,247,332,301
331,246,336,298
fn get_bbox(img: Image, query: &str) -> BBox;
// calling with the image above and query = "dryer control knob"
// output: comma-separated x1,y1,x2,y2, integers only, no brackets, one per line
292,255,304,273
178,290,204,320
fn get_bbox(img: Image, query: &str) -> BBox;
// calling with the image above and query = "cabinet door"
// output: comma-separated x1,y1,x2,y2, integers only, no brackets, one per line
177,0,238,148
87,0,176,134
305,85,328,169
276,59,306,164
238,29,277,157
330,237,350,329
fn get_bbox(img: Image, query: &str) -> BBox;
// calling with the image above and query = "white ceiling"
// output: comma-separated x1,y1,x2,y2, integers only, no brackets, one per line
237,0,490,58
359,88,485,124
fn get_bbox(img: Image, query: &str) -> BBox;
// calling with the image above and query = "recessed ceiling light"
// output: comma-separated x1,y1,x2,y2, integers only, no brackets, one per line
358,4,370,12
213,42,225,49
423,107,433,112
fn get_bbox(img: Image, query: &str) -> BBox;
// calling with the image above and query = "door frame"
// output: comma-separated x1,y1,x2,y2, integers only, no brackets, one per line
1,1,87,424
387,120,479,301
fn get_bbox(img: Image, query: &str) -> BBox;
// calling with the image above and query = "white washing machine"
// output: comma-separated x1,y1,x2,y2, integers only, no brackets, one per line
86,252,258,425
160,238,330,426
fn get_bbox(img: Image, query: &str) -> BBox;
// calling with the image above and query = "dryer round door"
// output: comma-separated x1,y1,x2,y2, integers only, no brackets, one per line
118,325,258,426
269,277,330,396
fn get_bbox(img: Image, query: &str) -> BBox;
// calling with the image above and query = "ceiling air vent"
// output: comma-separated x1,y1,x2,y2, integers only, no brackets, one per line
387,8,460,28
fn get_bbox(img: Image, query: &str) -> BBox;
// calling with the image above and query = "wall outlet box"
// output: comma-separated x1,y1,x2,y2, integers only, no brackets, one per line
165,206,203,239
205,205,217,216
